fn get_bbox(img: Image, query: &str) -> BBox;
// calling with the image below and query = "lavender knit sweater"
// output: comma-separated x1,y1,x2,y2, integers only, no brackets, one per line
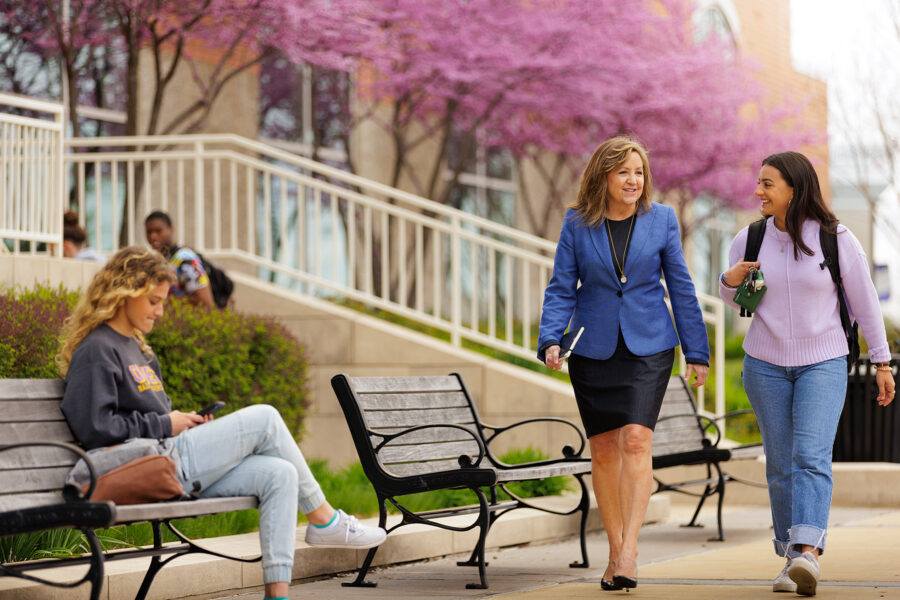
719,219,890,367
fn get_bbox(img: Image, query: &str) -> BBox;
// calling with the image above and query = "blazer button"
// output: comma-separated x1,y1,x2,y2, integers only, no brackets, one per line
617,291,623,298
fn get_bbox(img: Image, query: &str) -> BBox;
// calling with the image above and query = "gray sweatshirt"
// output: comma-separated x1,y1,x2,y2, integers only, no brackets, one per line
61,324,173,450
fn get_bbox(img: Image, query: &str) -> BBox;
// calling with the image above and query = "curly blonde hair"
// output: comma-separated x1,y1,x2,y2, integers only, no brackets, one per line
569,136,653,226
56,246,176,376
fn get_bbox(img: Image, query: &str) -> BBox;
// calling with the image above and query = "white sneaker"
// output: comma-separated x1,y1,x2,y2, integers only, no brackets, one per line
773,560,797,592
788,551,820,596
304,509,387,549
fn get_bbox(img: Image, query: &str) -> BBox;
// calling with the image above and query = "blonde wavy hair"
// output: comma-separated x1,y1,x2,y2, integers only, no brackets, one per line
569,136,653,226
56,246,176,376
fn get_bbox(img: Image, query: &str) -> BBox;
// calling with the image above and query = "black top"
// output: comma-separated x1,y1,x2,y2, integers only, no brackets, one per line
60,324,173,449
606,215,635,281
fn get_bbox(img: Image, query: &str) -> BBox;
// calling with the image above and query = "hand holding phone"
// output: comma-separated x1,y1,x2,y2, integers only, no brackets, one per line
197,401,225,417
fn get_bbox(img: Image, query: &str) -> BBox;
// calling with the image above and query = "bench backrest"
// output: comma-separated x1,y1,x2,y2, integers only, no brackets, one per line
653,376,707,458
331,374,484,480
0,379,77,512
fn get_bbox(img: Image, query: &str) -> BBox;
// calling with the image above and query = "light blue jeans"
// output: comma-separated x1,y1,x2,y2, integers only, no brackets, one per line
742,354,847,557
172,404,326,584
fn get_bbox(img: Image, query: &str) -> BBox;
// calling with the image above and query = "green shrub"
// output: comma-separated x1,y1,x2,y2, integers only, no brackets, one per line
0,285,78,377
147,301,310,436
0,284,310,438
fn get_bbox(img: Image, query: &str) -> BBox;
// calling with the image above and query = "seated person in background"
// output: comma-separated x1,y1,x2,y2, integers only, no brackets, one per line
57,247,386,600
144,210,214,308
63,211,105,263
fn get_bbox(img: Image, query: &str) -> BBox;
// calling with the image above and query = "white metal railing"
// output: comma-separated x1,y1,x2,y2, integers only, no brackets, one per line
57,132,725,415
63,134,558,357
0,92,65,255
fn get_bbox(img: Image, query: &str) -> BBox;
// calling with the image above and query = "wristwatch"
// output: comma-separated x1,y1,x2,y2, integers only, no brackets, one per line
875,362,892,372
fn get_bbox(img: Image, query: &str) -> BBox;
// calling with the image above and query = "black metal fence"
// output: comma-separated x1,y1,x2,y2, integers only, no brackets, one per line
832,355,900,463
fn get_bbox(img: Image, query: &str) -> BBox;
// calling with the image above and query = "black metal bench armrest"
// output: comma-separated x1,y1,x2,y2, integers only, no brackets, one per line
656,412,723,448
0,441,97,501
480,417,587,466
373,423,486,468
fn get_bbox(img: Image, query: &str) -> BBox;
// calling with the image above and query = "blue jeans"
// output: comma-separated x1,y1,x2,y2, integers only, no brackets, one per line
742,354,847,557
172,404,326,584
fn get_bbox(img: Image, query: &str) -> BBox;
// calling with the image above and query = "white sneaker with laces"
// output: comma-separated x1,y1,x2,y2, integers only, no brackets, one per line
304,509,387,549
773,560,796,592
788,551,820,596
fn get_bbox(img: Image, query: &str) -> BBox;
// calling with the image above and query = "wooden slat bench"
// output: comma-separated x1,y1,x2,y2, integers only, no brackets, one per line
0,379,260,600
331,373,593,590
652,375,763,541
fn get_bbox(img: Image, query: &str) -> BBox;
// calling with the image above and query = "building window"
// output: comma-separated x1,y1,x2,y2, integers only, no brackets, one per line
692,0,740,54
259,55,351,166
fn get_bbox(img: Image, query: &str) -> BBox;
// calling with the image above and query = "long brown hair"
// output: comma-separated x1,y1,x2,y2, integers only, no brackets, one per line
56,247,175,376
569,136,653,226
761,151,837,260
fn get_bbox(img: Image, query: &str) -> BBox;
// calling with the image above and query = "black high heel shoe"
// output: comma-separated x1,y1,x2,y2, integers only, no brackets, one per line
612,574,637,589
600,578,623,591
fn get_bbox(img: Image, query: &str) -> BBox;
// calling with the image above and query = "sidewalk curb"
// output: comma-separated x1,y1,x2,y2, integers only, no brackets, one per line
0,495,670,600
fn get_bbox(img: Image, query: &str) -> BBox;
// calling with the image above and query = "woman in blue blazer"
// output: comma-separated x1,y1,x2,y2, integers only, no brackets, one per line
538,136,709,590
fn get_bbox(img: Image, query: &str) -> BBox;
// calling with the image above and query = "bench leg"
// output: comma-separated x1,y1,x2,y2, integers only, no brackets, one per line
710,462,726,542
135,521,166,600
342,494,387,587
463,488,490,590
684,488,711,529
569,474,590,568
82,528,106,600
680,462,727,542
682,463,714,529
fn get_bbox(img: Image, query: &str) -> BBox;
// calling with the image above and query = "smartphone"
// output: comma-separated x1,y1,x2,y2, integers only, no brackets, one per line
197,401,225,417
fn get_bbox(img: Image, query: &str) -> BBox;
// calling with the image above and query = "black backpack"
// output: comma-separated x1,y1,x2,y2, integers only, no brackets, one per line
742,217,859,370
173,246,234,309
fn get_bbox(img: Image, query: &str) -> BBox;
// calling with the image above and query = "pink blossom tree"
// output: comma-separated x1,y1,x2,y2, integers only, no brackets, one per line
473,0,820,239
15,0,377,137
8,0,822,244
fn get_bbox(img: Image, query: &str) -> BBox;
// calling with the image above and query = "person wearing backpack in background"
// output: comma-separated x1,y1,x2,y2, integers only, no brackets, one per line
719,151,895,596
144,210,233,309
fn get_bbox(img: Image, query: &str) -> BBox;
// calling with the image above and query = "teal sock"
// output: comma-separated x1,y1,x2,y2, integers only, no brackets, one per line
263,597,289,600
311,510,340,529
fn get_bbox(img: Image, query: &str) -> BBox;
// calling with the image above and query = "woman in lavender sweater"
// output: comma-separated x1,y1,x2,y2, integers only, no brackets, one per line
720,151,895,596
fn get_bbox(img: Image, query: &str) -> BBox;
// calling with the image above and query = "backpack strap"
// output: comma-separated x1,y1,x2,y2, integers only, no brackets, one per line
743,217,768,262
819,225,859,368
739,218,769,317
819,225,851,322
818,226,840,285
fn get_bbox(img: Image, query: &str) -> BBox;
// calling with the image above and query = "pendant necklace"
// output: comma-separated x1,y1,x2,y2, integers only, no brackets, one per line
606,212,636,284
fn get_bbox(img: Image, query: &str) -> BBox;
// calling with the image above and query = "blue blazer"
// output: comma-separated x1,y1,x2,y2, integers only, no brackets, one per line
538,203,709,364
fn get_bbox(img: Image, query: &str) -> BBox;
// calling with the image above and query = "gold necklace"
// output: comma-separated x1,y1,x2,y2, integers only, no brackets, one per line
606,213,635,284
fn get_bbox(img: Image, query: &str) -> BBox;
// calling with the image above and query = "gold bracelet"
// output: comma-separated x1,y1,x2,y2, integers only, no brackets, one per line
875,365,893,372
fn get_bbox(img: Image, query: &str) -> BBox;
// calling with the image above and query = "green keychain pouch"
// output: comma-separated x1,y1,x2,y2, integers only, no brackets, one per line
733,267,766,315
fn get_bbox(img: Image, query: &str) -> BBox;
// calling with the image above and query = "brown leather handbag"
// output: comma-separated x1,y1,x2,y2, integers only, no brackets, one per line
67,438,187,505
82,454,184,505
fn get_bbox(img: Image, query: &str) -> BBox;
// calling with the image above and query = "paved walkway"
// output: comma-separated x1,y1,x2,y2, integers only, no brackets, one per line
215,501,900,599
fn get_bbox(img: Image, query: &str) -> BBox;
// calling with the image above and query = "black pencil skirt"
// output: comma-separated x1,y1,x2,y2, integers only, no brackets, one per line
567,331,675,438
